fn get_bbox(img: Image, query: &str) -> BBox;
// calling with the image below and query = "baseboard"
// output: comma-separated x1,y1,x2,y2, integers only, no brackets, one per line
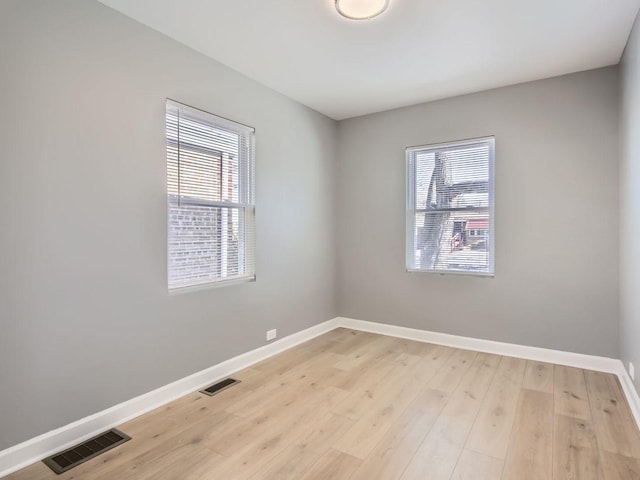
336,317,620,372
0,318,339,478
617,361,640,431
336,316,640,429
3,315,639,478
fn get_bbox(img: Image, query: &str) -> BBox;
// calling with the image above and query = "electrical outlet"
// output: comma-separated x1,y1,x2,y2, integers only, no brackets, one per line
266,329,277,341
630,362,635,381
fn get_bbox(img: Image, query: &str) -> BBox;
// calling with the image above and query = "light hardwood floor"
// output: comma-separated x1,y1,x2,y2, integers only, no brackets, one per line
5,329,640,480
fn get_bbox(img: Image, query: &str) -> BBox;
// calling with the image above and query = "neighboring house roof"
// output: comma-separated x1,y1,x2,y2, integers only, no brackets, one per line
466,219,489,230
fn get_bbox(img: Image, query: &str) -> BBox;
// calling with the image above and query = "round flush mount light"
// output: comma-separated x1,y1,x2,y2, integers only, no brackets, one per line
335,0,389,20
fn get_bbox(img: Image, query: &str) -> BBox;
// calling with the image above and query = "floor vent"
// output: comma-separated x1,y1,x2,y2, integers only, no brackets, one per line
42,428,131,474
200,377,240,396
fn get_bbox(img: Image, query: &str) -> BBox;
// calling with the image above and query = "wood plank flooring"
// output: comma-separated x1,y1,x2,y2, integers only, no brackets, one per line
5,328,640,480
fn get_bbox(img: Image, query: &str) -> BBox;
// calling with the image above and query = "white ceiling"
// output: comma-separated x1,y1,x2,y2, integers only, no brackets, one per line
99,0,640,120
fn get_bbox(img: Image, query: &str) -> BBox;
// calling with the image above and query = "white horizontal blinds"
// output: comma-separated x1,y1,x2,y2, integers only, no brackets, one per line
166,100,255,290
407,137,494,275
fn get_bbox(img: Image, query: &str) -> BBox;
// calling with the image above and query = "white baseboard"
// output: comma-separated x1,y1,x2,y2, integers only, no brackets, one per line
617,361,640,431
336,317,620,373
0,318,339,478
3,315,640,478
336,316,640,430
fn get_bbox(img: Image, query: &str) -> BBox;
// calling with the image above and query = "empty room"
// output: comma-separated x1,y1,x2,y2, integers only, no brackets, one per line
2,0,640,479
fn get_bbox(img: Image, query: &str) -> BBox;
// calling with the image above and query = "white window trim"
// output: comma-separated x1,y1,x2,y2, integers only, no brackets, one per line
405,136,495,277
166,99,256,292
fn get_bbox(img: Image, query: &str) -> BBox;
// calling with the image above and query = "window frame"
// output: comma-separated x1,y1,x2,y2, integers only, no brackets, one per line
166,99,256,293
405,136,495,277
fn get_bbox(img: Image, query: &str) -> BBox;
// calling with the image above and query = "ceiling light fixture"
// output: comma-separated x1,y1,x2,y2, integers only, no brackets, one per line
335,0,389,20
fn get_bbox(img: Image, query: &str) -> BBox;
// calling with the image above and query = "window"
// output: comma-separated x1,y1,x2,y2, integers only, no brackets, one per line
406,137,494,276
166,100,255,291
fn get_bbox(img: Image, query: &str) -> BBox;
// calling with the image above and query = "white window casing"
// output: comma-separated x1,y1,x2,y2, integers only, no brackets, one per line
406,136,495,276
166,100,255,291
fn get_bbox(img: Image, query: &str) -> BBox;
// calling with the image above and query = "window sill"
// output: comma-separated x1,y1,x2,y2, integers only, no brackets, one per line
406,268,494,278
168,275,256,295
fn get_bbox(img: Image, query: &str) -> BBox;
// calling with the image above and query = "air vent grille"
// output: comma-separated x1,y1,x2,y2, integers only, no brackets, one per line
200,377,240,396
42,428,131,474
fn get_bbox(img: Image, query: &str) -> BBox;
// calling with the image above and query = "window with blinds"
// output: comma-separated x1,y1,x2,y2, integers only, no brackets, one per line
406,137,495,276
166,100,255,291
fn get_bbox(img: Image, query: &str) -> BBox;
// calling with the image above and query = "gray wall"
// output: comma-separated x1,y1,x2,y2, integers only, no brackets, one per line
621,11,640,395
0,1,338,449
337,68,620,358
